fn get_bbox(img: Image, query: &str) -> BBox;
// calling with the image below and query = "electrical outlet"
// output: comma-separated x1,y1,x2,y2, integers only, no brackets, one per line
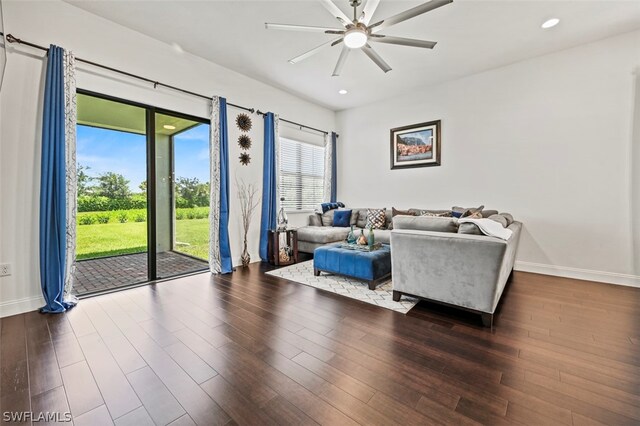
0,263,11,277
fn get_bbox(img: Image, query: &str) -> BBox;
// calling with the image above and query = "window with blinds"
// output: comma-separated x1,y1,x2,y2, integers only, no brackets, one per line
279,137,325,210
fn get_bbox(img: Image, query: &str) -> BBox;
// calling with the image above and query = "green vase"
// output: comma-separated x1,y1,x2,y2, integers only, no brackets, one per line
347,225,356,244
368,227,375,248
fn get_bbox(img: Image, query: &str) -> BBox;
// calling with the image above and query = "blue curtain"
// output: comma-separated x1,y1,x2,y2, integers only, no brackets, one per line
330,132,337,203
40,46,72,313
218,98,233,273
260,112,278,261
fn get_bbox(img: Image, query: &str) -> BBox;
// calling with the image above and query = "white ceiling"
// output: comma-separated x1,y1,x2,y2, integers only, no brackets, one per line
66,0,640,111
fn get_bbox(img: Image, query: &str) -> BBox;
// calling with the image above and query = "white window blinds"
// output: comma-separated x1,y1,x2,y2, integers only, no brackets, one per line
279,137,325,210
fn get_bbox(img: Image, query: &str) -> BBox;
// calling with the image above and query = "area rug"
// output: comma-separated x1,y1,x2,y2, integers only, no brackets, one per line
266,260,418,314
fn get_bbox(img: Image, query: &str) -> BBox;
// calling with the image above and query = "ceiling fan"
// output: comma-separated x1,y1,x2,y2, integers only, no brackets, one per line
265,0,452,76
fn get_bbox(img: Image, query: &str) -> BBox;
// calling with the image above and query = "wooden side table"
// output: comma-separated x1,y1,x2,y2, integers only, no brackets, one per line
268,229,298,266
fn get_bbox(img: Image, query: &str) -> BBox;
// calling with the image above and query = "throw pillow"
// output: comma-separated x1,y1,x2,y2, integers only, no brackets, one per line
499,212,514,226
421,211,453,218
333,209,352,227
488,214,508,228
365,208,386,230
468,211,483,219
452,205,485,218
320,202,340,213
392,207,415,217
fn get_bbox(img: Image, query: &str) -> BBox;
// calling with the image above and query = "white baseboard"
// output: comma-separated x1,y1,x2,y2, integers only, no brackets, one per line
0,295,44,318
515,261,640,288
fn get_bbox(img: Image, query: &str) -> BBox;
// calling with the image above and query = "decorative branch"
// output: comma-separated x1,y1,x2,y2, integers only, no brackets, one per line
236,178,260,266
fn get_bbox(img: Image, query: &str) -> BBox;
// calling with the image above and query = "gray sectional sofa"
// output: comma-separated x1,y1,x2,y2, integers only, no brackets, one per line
297,207,521,326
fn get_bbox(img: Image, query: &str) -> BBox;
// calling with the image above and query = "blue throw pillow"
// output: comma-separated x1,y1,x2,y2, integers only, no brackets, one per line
321,202,341,213
333,209,352,227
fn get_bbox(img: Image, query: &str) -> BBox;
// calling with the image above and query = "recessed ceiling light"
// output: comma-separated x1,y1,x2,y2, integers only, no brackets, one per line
338,89,348,95
163,124,176,130
541,18,560,29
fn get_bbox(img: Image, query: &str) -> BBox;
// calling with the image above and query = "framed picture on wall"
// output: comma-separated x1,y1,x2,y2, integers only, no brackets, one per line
390,120,441,169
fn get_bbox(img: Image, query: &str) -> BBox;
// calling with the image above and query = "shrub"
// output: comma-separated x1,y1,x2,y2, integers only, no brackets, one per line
134,213,146,222
96,213,110,224
117,212,128,223
176,210,185,220
78,194,147,212
186,210,197,220
79,215,96,225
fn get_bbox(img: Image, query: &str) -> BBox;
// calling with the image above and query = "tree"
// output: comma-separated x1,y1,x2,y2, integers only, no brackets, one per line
139,180,147,194
77,164,94,197
95,172,131,199
175,177,209,207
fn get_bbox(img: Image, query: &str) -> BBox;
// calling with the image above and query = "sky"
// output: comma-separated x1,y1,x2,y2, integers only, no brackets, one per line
77,124,210,192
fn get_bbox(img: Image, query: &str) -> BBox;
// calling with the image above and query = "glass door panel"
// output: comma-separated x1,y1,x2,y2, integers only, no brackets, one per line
154,112,210,279
74,93,148,295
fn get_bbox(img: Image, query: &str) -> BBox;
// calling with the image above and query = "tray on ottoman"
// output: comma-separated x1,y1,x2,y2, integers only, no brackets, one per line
313,243,391,290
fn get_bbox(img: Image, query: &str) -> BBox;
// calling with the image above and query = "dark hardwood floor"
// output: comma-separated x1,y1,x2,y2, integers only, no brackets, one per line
1,263,639,425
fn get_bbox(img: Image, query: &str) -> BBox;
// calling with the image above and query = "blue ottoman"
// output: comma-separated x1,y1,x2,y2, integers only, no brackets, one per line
313,244,392,290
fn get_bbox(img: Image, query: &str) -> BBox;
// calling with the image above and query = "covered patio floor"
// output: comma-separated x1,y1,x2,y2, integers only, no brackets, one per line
73,251,208,296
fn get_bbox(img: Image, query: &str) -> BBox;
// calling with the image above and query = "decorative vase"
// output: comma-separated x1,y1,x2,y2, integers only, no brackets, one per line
368,227,375,248
277,197,288,231
347,225,356,244
357,229,367,245
240,237,250,267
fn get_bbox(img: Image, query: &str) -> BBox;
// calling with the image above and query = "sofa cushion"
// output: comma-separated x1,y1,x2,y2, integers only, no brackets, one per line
389,208,414,231
370,229,391,244
458,222,483,235
488,214,508,228
481,209,499,218
365,208,387,230
499,212,514,226
309,213,322,227
297,226,350,244
333,209,352,227
392,216,459,233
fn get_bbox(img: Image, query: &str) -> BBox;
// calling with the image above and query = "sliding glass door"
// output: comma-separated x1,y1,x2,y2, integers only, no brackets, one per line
154,112,210,279
74,91,209,295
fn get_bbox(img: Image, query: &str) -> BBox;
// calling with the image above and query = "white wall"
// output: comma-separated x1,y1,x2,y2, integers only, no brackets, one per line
337,29,640,288
0,0,335,317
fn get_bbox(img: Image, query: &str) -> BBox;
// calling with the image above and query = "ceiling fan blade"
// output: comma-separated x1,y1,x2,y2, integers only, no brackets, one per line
370,35,437,49
265,23,345,33
370,0,452,33
332,46,350,77
288,38,342,64
362,44,392,73
359,0,381,25
319,0,353,27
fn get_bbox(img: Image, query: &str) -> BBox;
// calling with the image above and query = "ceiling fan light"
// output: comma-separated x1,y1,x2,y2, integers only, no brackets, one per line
344,28,368,49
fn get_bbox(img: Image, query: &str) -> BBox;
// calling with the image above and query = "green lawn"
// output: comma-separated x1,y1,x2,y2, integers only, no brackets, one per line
76,219,209,260
175,219,209,260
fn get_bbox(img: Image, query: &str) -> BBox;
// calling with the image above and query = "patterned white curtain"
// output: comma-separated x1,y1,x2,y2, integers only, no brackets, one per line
209,96,222,273
322,132,332,203
63,49,78,303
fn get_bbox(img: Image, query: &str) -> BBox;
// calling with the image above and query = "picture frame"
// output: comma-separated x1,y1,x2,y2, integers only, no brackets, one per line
390,120,441,169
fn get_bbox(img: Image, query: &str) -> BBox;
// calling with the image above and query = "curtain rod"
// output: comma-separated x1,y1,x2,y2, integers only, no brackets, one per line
3,32,334,136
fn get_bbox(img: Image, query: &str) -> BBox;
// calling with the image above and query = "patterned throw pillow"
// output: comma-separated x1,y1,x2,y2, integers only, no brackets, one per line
451,205,485,218
365,208,386,229
467,211,483,219
421,211,453,218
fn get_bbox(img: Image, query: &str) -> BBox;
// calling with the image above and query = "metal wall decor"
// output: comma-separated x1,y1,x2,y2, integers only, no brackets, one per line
238,134,252,150
236,113,252,132
239,152,251,166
